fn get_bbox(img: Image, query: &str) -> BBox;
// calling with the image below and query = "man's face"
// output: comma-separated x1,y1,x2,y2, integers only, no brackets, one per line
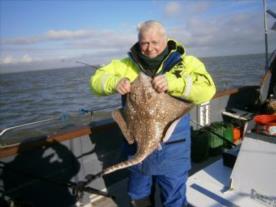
139,30,167,59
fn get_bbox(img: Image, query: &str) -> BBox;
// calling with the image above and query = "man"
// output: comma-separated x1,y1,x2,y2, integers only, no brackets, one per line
90,20,216,207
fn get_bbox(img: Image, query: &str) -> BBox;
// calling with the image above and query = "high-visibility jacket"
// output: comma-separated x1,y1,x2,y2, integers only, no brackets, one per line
90,40,216,104
90,40,216,205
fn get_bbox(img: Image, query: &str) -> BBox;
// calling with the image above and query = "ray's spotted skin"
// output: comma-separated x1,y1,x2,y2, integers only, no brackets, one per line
103,73,193,175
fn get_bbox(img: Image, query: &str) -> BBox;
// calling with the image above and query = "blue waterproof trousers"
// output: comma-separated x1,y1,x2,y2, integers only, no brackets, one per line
126,114,191,207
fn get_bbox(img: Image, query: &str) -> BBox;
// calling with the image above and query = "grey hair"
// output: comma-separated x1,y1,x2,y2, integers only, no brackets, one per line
137,20,167,40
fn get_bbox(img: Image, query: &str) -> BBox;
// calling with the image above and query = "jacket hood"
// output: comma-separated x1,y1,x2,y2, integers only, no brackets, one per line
167,39,186,55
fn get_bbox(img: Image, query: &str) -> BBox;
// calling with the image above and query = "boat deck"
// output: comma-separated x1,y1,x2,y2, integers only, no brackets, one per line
88,156,220,207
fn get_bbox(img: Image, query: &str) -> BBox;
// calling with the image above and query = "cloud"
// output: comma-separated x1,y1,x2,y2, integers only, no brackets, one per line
189,1,211,13
46,29,94,40
21,54,32,63
0,27,135,62
166,5,275,57
0,27,137,69
1,56,14,64
0,54,33,64
1,29,106,45
1,0,275,72
1,28,136,50
67,33,135,50
2,36,43,45
164,1,211,18
164,1,181,16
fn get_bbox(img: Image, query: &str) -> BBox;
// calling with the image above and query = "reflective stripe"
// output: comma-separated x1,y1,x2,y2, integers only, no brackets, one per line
184,76,193,97
199,101,210,126
100,74,112,93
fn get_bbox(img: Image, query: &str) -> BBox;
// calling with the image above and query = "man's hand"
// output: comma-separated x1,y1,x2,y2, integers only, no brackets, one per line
116,78,131,95
152,75,168,93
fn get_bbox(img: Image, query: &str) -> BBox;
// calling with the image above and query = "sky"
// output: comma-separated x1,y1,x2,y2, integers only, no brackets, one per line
0,0,276,73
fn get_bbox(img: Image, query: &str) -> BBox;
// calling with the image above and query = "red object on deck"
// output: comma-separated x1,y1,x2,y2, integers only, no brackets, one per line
254,115,276,136
233,127,241,143
254,115,276,124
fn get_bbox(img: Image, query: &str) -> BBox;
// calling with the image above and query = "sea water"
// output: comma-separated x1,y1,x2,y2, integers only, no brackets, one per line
0,54,266,129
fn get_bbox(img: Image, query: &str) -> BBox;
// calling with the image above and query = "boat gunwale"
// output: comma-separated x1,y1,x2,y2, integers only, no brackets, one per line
0,85,259,158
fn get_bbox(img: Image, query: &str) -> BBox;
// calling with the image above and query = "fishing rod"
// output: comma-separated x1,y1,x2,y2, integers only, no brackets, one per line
0,161,114,200
75,60,98,68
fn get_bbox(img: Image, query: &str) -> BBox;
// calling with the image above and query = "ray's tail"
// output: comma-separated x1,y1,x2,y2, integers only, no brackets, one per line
102,151,149,175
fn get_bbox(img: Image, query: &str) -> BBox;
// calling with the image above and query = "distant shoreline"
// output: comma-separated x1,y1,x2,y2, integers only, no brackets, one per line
0,53,266,74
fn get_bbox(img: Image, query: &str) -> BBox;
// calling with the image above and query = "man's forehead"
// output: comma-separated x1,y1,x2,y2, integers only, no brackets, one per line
139,30,163,40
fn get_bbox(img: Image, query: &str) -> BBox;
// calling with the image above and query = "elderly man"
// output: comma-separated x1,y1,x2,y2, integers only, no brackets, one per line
90,20,216,207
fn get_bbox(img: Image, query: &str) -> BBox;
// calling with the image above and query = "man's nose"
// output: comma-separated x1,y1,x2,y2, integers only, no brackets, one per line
147,43,153,51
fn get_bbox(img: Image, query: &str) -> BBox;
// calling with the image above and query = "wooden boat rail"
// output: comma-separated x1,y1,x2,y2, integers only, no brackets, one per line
0,120,118,158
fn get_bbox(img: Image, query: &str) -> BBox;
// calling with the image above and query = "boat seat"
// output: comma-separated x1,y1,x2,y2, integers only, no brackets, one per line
222,108,254,121
222,108,256,137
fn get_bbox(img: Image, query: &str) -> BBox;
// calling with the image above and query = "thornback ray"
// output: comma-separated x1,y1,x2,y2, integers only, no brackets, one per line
103,72,193,175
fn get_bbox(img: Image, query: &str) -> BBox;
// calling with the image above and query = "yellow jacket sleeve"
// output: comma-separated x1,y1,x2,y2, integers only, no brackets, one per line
165,55,216,104
90,58,138,96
